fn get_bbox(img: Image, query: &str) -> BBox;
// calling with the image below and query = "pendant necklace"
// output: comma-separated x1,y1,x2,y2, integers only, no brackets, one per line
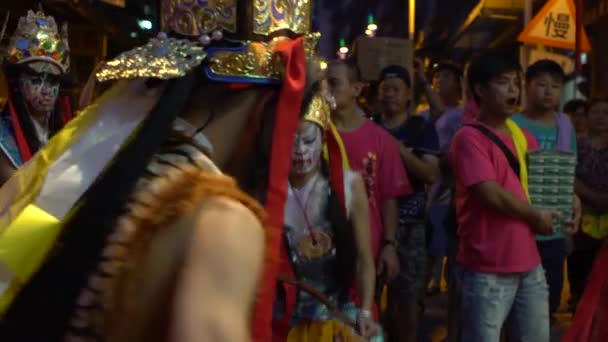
290,173,332,259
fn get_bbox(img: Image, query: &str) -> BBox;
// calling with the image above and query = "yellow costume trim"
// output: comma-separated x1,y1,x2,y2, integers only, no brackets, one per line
287,320,364,342
506,119,530,202
302,92,331,130
253,0,312,36
380,285,388,313
323,121,350,170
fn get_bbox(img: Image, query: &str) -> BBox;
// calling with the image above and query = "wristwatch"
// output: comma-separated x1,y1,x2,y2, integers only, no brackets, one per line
382,239,398,249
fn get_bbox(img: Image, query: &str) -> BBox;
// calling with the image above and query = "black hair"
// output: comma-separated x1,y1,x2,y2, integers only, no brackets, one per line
379,64,412,89
300,80,320,114
432,61,463,80
586,97,608,114
563,99,587,116
1,63,69,155
329,59,362,83
320,157,356,305
467,51,521,103
525,59,566,83
0,71,201,340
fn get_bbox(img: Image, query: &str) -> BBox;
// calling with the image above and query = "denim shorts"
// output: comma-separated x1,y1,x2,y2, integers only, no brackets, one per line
460,265,550,342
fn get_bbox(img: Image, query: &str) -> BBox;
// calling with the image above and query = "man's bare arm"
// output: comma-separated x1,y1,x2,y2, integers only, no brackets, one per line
171,196,265,342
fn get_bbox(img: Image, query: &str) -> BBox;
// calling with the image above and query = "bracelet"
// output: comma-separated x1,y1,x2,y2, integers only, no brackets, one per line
358,309,372,319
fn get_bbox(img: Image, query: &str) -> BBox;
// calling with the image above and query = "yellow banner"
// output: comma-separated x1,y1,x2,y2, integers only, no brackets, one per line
0,80,161,316
0,82,132,229
0,206,59,313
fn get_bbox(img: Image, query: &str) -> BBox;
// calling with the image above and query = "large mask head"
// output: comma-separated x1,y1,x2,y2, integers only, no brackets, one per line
97,0,320,84
94,0,323,174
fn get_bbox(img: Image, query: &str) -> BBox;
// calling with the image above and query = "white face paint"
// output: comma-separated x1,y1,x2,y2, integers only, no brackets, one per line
291,121,323,175
18,71,60,113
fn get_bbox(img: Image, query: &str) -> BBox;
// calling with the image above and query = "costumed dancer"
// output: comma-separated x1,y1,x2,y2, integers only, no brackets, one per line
0,9,72,184
0,1,321,341
273,85,382,341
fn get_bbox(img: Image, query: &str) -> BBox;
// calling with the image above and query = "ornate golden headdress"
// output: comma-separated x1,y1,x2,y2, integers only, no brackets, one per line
97,0,319,84
303,93,331,129
161,0,312,38
5,10,69,74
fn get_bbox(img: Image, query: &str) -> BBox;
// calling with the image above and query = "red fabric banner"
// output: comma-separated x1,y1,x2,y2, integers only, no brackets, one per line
563,240,608,342
251,37,307,342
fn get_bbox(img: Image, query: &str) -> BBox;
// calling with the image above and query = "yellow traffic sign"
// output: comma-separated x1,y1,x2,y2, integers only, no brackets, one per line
518,0,591,52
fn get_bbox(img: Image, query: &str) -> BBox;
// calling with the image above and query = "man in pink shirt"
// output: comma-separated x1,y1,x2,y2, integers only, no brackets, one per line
449,52,557,341
327,60,412,284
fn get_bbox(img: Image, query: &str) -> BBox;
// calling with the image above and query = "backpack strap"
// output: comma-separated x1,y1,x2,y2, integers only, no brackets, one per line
465,124,521,179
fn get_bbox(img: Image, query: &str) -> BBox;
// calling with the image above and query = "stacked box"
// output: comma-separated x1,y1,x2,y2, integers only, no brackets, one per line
527,150,577,233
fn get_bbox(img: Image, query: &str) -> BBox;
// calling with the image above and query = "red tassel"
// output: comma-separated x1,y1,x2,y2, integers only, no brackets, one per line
7,96,32,163
564,241,608,341
326,131,347,215
251,38,307,342
58,96,73,124
272,245,298,340
227,83,255,91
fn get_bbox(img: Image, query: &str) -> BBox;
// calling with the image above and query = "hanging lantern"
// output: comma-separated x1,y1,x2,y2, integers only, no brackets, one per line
367,14,378,32
338,38,349,56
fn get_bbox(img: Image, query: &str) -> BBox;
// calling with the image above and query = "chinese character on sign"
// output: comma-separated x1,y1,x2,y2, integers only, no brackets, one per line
544,12,570,39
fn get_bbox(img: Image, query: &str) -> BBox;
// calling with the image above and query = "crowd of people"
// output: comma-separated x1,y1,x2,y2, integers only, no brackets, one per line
273,49,608,341
0,2,606,342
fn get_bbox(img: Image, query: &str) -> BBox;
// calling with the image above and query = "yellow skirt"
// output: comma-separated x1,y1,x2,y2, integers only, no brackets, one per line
582,213,608,240
287,320,365,342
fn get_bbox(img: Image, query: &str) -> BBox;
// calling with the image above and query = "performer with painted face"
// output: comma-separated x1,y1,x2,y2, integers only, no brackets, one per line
273,87,383,341
0,10,72,183
0,1,319,341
